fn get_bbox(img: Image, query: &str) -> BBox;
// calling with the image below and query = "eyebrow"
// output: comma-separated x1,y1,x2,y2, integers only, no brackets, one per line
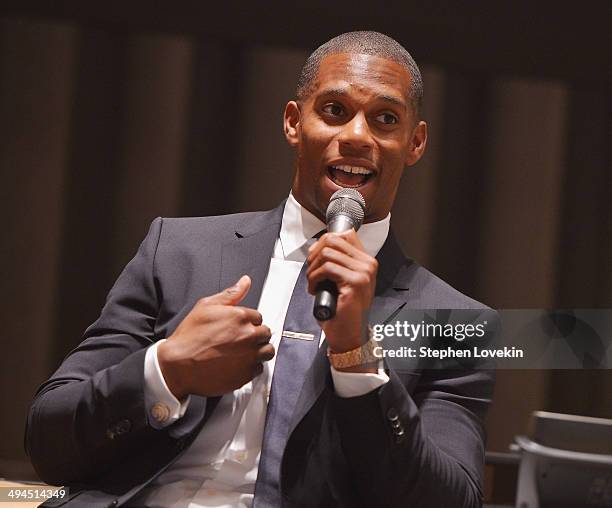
317,87,407,110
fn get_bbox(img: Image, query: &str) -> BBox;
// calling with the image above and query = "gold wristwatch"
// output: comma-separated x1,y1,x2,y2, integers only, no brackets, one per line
327,329,380,369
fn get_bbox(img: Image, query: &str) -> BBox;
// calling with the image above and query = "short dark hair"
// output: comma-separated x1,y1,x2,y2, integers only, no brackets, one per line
296,31,423,116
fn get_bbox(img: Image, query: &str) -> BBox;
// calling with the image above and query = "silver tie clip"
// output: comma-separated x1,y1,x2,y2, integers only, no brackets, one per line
281,330,315,341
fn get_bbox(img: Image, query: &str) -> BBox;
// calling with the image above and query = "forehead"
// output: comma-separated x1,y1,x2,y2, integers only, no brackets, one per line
310,52,412,104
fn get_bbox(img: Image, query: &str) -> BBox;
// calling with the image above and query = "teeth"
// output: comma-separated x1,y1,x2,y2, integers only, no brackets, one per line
332,165,373,175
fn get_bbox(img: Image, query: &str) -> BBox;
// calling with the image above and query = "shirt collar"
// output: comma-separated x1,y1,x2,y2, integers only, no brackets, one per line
278,192,390,261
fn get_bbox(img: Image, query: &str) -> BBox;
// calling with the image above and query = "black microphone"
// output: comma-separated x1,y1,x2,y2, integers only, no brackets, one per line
313,188,366,321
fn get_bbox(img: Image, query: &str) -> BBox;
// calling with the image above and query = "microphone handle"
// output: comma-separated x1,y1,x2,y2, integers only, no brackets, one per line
313,280,338,321
313,214,355,321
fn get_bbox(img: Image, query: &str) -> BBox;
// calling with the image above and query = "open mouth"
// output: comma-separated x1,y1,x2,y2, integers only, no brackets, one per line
327,165,375,188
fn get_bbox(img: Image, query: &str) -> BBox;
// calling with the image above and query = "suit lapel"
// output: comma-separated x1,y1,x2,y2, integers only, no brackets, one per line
288,231,413,436
219,203,285,310
369,231,412,324
171,204,285,438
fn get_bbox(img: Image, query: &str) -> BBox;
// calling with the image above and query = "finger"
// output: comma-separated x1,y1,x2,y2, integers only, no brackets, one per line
307,232,369,265
338,228,365,250
201,275,251,306
308,230,364,254
235,307,264,326
251,324,272,344
325,228,365,251
307,262,370,294
256,343,275,362
307,245,371,277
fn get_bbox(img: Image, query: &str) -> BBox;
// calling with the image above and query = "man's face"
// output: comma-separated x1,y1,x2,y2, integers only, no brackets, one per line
284,52,427,223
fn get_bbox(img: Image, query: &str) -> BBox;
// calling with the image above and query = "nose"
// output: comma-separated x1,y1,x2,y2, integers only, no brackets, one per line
338,111,373,152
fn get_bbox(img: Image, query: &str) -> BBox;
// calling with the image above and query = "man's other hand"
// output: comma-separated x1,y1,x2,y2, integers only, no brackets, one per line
306,230,378,354
157,275,274,399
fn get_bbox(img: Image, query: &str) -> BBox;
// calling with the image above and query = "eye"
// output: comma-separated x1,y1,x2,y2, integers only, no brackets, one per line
376,112,398,125
322,103,345,117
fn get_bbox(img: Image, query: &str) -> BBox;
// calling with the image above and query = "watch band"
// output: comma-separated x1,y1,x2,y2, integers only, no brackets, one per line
327,334,380,369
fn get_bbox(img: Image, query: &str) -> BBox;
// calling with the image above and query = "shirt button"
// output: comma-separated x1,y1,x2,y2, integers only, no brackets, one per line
151,402,170,423
233,450,248,463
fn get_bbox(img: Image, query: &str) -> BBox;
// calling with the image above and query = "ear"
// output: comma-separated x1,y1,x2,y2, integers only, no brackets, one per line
284,101,301,147
405,120,428,166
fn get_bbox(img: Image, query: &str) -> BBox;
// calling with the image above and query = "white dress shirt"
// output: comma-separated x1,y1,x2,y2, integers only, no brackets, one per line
131,194,390,507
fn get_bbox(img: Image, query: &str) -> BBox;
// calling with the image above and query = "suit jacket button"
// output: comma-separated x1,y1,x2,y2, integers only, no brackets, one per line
394,428,405,443
391,419,401,429
386,408,399,422
109,500,118,507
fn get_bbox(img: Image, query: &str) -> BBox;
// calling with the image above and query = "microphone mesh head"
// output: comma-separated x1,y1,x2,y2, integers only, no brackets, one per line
326,188,366,231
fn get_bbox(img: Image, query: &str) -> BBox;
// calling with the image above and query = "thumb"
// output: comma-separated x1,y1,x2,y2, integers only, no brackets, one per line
203,275,251,306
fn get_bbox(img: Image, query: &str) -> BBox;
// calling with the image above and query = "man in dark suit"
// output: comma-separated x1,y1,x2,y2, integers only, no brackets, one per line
26,31,494,507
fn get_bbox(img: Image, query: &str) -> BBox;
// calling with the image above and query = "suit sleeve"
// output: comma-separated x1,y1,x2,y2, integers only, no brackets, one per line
25,217,169,485
331,367,494,508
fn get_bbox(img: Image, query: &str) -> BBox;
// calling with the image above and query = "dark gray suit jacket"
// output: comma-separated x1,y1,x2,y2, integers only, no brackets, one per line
26,202,494,507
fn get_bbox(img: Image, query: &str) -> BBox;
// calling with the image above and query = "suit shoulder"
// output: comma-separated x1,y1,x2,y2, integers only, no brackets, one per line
404,262,487,310
159,211,259,235
153,208,281,244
